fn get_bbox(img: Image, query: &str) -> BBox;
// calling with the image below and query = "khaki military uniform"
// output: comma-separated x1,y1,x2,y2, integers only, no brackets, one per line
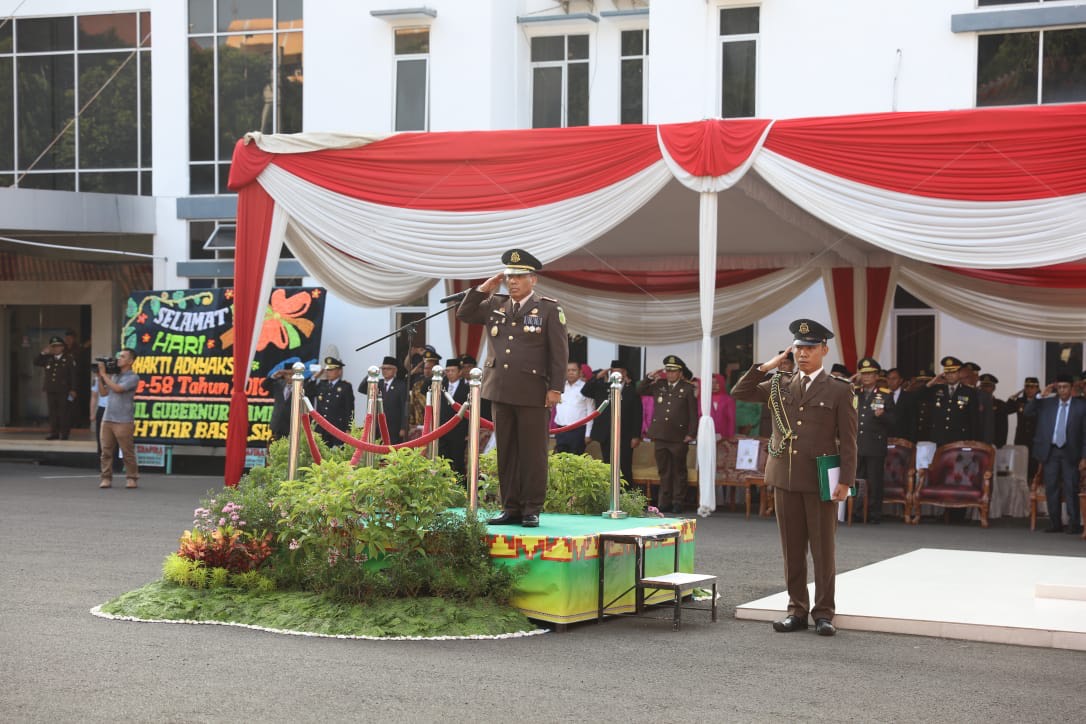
637,377,698,509
732,365,857,621
457,289,568,517
34,351,77,438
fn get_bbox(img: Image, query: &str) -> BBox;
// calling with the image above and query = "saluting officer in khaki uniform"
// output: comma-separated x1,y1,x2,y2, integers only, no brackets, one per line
637,355,699,514
457,249,569,528
732,319,857,637
34,335,77,440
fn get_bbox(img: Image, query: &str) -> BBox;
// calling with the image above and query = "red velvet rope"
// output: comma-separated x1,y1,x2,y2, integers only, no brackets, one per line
550,399,610,434
378,411,393,448
444,393,495,431
349,412,375,465
423,405,433,435
301,415,322,465
308,407,467,454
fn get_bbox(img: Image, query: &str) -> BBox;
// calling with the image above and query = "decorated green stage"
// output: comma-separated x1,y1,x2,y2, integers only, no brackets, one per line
484,514,697,625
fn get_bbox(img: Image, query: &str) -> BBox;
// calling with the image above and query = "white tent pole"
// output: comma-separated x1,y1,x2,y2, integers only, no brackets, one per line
697,191,718,516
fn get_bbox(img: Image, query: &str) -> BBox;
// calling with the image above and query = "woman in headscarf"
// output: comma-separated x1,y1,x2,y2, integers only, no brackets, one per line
702,373,736,441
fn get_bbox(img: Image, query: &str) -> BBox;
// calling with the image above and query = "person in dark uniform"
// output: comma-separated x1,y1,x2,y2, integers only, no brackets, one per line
1010,376,1042,482
34,336,77,440
304,356,355,447
830,363,851,382
854,357,895,524
260,367,295,441
979,373,1009,448
582,360,644,489
637,355,699,514
360,356,409,445
962,361,995,445
732,319,857,637
456,248,569,528
439,356,470,479
408,348,443,436
921,356,980,446
885,368,916,442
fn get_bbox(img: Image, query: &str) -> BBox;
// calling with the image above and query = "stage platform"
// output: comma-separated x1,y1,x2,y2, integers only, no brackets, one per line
736,548,1086,650
484,513,697,625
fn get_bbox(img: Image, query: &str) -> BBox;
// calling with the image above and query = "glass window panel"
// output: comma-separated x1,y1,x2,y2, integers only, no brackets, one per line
141,170,151,195
395,27,429,55
721,7,759,36
19,172,75,190
568,34,588,60
278,36,303,133
140,12,152,46
976,32,1038,106
0,57,12,169
189,220,215,259
141,51,152,166
532,66,562,128
567,62,589,126
217,36,273,156
531,36,564,62
1042,27,1086,104
278,0,304,23
722,40,757,117
0,20,12,53
17,54,75,171
217,0,274,33
621,30,643,57
189,37,215,161
78,13,137,50
189,0,214,34
17,17,74,53
395,58,427,132
78,52,138,168
620,58,643,124
0,174,12,187
189,163,216,194
80,171,138,194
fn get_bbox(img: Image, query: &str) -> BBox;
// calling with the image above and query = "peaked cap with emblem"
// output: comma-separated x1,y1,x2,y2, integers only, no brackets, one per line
962,361,981,372
979,373,999,385
502,248,543,276
422,348,441,362
1024,376,1040,385
663,355,685,370
940,355,962,372
323,356,344,369
49,335,65,346
857,357,880,374
789,318,834,347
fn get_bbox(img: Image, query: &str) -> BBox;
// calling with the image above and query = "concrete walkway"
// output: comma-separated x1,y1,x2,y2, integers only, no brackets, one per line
1,460,1082,723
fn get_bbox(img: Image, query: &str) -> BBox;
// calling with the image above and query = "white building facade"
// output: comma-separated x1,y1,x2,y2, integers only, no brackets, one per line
2,0,1084,431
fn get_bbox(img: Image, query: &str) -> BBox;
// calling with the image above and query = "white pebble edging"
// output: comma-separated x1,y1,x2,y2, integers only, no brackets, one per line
90,605,549,641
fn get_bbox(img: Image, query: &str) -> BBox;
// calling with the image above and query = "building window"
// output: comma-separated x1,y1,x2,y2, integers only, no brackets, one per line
617,344,643,380
0,12,152,194
720,6,759,118
977,26,1086,106
892,287,935,379
188,0,303,195
394,28,428,131
620,29,648,125
1044,342,1083,384
530,34,589,128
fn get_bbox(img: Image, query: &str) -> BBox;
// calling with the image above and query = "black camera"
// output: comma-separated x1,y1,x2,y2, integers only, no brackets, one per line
95,356,120,375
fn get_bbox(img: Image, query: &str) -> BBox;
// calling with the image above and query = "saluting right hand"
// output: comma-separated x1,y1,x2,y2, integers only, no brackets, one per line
478,272,505,294
758,346,793,373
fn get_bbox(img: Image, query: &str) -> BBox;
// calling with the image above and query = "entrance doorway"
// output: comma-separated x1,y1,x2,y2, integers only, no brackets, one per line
3,305,91,428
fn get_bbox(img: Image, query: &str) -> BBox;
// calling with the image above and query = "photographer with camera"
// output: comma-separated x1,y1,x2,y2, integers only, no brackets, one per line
96,348,140,489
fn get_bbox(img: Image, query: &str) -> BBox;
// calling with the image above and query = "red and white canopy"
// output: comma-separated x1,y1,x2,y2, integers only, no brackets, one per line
225,104,1086,503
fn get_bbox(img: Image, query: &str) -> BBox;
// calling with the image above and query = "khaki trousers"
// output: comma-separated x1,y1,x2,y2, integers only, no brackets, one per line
99,421,139,482
774,488,837,621
491,402,549,517
653,440,688,508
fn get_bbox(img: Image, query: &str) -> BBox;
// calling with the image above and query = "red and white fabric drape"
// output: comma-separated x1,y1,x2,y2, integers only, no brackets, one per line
822,267,896,372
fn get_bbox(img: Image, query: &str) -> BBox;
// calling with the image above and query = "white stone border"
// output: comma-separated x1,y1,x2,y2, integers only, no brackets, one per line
90,605,549,641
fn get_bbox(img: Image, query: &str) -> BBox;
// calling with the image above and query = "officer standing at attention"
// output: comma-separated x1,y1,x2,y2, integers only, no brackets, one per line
732,319,857,637
34,335,77,440
854,357,895,524
922,356,980,446
637,355,699,514
457,249,568,528
304,356,355,447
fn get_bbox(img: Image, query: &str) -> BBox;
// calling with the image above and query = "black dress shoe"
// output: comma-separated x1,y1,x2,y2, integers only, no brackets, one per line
488,512,521,525
815,618,837,636
1044,525,1064,533
1066,525,1084,535
772,615,809,632
521,514,540,528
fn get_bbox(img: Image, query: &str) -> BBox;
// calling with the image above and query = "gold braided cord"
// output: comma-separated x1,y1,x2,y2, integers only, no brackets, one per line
767,371,794,458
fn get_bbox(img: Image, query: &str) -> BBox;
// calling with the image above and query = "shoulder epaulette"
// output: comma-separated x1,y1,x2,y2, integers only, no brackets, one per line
540,296,558,303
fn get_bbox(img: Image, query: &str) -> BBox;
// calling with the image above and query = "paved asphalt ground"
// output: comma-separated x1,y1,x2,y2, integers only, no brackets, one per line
1,459,1084,723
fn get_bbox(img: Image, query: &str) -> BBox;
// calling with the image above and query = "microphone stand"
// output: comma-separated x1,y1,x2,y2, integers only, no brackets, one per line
354,302,461,352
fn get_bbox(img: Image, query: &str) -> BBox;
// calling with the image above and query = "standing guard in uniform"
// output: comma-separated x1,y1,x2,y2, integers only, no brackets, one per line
34,336,77,440
637,355,699,514
922,356,980,446
979,374,1009,448
1010,376,1042,482
304,356,355,447
732,319,857,637
855,357,895,524
456,249,568,528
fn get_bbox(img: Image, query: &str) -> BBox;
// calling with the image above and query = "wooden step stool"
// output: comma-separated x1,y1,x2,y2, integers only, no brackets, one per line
597,526,717,630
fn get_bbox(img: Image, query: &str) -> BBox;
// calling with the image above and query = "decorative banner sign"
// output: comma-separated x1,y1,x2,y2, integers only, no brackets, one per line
122,287,325,446
245,447,267,469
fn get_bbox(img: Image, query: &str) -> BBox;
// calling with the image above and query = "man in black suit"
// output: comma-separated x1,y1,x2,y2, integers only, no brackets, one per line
962,362,995,446
260,367,294,441
855,357,895,523
885,368,915,442
978,374,1009,449
921,356,980,446
582,360,644,488
361,355,409,444
1025,374,1086,534
439,356,470,479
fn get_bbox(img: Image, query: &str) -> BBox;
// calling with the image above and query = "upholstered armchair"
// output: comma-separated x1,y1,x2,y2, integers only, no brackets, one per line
884,438,918,524
914,441,995,527
714,436,769,519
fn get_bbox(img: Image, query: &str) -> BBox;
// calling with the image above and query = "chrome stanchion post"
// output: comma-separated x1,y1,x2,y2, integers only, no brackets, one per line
287,362,305,481
467,367,483,514
428,367,444,461
602,371,628,519
364,365,380,468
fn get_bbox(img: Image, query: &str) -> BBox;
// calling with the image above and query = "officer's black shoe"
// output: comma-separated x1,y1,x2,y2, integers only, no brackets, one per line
1044,524,1064,533
815,619,837,636
1066,525,1084,535
45,434,59,440
488,512,521,525
521,514,540,528
772,615,808,632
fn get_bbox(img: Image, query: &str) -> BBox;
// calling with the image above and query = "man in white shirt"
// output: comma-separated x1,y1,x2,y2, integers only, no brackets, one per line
553,361,594,454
